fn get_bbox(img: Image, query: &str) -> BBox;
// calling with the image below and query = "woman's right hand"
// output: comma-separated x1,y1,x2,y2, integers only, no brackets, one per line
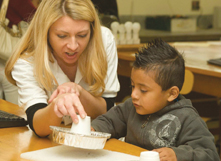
48,82,81,103
51,92,87,123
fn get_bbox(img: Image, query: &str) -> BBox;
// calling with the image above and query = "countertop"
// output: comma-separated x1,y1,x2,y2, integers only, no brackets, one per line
140,28,221,42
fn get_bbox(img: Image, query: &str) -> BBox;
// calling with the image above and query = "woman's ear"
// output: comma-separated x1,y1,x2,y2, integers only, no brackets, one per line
167,86,179,102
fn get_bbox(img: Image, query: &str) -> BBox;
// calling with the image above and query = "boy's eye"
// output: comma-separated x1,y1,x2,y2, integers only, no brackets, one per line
140,89,147,93
57,35,66,38
130,85,134,89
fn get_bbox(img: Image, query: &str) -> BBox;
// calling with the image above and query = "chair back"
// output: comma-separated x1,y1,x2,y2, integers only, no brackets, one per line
180,69,194,95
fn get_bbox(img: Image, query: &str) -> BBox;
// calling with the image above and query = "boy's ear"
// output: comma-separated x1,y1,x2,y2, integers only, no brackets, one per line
167,86,179,102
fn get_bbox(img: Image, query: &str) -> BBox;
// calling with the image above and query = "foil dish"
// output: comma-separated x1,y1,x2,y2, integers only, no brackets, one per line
50,126,111,150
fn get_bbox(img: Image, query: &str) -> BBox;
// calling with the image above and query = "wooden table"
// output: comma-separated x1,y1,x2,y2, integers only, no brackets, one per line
0,99,146,161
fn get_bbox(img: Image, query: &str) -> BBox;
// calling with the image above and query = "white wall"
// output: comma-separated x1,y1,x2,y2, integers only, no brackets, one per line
117,0,221,16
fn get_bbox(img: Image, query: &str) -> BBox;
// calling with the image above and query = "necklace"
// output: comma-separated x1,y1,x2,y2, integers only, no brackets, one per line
141,115,151,128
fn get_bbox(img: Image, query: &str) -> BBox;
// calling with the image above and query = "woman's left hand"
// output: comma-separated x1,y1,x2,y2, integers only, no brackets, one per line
48,82,81,103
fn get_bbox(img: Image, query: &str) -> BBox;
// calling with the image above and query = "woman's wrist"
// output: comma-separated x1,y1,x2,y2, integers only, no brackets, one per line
77,84,83,96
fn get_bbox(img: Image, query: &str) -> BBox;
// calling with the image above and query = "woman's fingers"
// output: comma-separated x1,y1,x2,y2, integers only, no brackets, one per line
69,93,86,120
48,83,80,103
52,93,87,123
48,89,58,103
54,104,64,118
65,94,80,123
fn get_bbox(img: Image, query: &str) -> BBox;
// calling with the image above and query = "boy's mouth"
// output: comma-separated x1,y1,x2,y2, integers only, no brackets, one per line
133,102,141,108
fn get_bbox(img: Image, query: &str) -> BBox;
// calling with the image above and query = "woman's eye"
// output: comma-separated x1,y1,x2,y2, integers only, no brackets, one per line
57,35,66,38
78,34,87,38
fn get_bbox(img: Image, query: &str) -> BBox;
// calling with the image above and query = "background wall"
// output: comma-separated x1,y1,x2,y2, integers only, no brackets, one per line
117,0,221,16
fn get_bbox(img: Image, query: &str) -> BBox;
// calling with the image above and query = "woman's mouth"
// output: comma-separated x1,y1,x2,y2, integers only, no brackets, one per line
66,52,77,56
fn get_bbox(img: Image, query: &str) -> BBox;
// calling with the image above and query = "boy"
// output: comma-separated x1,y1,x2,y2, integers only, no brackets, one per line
91,39,220,161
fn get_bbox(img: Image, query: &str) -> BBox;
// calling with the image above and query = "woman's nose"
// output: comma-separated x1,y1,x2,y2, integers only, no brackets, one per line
67,38,78,50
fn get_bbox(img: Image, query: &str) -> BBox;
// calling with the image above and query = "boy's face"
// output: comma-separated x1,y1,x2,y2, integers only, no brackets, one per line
131,68,171,115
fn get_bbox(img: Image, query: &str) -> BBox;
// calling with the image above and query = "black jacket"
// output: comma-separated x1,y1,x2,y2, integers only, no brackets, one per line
92,95,220,161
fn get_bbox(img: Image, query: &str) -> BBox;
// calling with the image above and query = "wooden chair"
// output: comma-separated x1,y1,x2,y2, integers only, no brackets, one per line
180,69,194,95
182,70,221,155
176,70,220,156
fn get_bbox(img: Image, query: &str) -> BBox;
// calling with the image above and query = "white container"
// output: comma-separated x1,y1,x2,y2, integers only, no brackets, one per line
70,115,91,135
213,7,221,29
140,151,160,161
171,18,197,32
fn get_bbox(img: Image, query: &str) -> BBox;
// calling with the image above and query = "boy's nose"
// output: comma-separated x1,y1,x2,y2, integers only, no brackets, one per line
131,89,138,100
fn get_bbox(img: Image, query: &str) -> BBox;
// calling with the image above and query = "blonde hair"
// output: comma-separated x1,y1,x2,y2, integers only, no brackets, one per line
5,0,107,96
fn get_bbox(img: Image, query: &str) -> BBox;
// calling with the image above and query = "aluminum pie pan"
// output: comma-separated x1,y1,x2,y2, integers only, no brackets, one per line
50,126,111,150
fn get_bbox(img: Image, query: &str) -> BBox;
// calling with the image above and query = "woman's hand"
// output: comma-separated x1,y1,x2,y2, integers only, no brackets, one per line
48,82,81,103
153,148,177,161
51,92,87,123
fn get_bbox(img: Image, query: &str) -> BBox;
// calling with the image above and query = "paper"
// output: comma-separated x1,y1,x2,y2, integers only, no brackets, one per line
20,145,140,161
207,41,221,46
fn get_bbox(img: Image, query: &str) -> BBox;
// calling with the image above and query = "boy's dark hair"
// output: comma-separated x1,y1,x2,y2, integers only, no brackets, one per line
133,39,185,91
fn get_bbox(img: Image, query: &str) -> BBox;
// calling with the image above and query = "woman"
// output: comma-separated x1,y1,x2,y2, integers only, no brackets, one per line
5,0,120,137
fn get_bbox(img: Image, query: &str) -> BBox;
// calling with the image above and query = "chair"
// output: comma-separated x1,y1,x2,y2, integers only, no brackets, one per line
180,69,194,95
182,69,221,156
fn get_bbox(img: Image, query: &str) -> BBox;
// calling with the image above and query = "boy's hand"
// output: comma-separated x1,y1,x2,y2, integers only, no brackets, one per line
91,127,95,131
153,147,177,161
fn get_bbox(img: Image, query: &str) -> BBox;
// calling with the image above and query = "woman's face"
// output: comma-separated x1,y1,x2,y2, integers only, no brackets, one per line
48,16,91,66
